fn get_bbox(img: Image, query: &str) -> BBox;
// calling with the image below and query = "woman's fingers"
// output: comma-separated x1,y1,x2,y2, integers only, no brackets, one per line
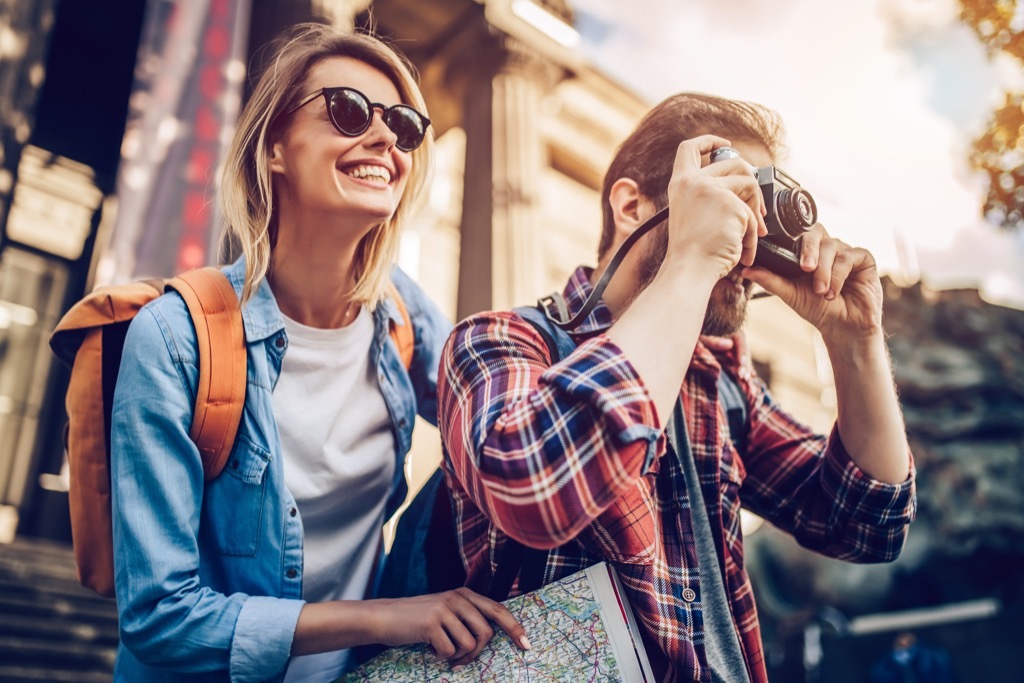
459,588,530,651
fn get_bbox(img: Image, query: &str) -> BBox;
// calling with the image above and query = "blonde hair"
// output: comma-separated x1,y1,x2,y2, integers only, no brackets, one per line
218,22,434,305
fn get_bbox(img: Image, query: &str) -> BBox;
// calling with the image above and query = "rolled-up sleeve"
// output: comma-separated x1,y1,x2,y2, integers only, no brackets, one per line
740,374,916,563
231,597,305,682
438,311,662,549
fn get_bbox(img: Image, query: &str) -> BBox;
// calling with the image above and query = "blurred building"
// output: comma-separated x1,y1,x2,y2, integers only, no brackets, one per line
0,0,831,556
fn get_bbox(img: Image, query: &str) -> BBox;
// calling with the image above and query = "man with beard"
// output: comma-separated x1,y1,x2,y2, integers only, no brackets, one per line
435,93,916,683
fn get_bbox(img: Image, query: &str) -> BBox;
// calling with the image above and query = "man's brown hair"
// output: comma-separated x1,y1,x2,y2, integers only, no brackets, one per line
598,92,784,259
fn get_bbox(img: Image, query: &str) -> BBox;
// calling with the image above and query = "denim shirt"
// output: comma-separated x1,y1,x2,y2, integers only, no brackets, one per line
109,257,451,682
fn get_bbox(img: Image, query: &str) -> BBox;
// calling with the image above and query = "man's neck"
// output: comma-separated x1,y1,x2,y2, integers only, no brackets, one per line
588,256,642,323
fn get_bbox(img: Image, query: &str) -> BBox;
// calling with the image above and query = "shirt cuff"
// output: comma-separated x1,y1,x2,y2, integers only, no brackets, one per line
822,426,917,527
230,596,305,682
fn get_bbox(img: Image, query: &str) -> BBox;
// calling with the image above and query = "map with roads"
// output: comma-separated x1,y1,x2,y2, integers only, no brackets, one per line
338,565,634,682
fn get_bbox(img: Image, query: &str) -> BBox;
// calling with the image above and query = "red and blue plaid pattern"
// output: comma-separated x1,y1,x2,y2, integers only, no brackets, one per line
438,267,916,683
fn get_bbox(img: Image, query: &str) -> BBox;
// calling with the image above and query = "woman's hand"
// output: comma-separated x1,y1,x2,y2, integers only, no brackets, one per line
370,588,530,666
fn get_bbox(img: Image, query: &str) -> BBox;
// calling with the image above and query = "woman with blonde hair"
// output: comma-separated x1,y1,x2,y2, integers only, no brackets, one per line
109,22,526,682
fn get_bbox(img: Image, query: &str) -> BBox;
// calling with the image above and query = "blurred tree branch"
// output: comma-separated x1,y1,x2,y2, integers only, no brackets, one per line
959,0,1024,230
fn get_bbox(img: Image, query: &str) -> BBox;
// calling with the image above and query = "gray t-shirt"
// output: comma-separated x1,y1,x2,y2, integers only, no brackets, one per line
667,404,750,683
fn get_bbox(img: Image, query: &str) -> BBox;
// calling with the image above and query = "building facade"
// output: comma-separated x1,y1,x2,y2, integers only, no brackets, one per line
0,0,833,543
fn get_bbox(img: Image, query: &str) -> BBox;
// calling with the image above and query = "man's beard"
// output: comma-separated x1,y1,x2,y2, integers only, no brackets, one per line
636,225,752,337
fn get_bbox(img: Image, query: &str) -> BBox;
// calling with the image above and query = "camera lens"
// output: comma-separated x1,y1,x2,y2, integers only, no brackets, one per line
775,188,817,238
710,147,741,163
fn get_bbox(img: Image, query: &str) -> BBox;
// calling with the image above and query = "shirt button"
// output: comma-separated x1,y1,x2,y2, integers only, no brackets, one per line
286,568,298,579
232,460,240,471
275,337,285,349
682,587,697,603
289,507,297,517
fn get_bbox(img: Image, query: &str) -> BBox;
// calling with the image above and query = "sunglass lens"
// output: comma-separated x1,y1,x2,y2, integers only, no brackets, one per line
385,106,427,152
330,89,372,136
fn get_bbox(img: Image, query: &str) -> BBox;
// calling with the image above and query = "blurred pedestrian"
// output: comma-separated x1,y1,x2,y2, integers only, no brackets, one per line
869,632,954,683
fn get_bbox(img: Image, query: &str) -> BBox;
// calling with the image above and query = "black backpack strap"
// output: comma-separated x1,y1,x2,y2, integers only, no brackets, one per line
488,540,550,602
484,302,577,601
716,369,749,454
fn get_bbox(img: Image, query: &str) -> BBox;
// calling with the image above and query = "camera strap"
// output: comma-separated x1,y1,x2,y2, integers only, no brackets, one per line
540,207,669,330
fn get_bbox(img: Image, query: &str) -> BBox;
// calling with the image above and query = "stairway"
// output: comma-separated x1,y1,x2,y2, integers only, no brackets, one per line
0,537,117,682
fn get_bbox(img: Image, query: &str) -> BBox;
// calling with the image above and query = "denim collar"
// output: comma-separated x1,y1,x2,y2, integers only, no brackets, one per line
222,257,405,343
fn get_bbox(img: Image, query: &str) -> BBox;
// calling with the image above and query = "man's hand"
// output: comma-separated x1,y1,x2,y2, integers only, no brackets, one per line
700,332,753,382
369,588,530,666
742,224,884,345
661,135,768,283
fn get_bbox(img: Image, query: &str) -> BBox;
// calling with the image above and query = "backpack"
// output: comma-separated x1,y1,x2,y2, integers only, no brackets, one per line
49,268,414,598
383,303,750,602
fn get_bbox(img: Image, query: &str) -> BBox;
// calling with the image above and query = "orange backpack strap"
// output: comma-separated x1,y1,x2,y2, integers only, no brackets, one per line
386,282,414,370
168,268,247,481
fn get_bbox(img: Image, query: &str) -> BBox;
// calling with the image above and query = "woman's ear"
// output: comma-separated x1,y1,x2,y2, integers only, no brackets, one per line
269,138,286,175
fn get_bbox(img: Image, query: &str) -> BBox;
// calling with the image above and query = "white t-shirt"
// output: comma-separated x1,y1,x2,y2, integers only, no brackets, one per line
273,306,395,682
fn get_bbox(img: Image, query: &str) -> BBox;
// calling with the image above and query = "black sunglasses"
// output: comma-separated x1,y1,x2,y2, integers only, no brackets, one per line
286,86,430,152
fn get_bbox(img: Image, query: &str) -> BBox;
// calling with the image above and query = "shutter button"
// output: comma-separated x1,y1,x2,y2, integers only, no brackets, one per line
682,587,697,603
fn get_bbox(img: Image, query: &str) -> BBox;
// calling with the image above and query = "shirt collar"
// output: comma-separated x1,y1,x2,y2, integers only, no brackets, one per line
224,256,403,344
224,256,285,343
557,265,728,372
551,266,616,336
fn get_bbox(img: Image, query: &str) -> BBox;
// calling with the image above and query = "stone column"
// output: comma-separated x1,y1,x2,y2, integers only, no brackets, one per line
312,0,372,28
453,32,561,319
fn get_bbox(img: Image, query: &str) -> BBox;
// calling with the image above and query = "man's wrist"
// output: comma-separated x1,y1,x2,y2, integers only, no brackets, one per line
823,330,890,374
650,256,720,299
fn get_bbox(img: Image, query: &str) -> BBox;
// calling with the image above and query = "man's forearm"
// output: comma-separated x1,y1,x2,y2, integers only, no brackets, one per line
607,263,717,427
826,333,910,484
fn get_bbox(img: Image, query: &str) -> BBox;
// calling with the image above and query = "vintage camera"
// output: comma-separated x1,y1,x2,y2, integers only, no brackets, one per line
709,146,817,278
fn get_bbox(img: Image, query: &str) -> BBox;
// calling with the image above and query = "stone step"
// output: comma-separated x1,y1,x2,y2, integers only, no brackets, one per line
0,586,118,623
0,610,119,645
0,634,116,672
0,538,118,681
0,665,114,683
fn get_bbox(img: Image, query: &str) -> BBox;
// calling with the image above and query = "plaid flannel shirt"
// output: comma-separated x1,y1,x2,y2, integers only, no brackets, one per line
438,266,916,683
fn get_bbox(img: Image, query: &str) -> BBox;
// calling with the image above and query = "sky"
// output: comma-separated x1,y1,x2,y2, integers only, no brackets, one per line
571,0,1024,308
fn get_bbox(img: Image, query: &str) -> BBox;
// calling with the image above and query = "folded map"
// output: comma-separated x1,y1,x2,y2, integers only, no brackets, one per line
337,562,655,682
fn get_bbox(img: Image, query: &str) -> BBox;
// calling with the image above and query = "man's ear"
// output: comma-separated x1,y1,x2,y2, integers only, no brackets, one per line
608,178,647,243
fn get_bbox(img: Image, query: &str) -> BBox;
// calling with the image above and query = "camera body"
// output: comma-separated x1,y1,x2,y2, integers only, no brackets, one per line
710,147,817,278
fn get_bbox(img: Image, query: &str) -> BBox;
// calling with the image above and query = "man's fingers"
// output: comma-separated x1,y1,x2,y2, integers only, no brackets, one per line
673,134,732,175
740,207,760,266
824,243,872,300
813,238,839,295
797,222,828,271
459,588,531,651
699,335,735,352
716,175,768,236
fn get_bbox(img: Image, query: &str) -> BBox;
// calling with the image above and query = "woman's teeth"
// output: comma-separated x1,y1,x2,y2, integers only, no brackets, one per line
345,165,391,184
